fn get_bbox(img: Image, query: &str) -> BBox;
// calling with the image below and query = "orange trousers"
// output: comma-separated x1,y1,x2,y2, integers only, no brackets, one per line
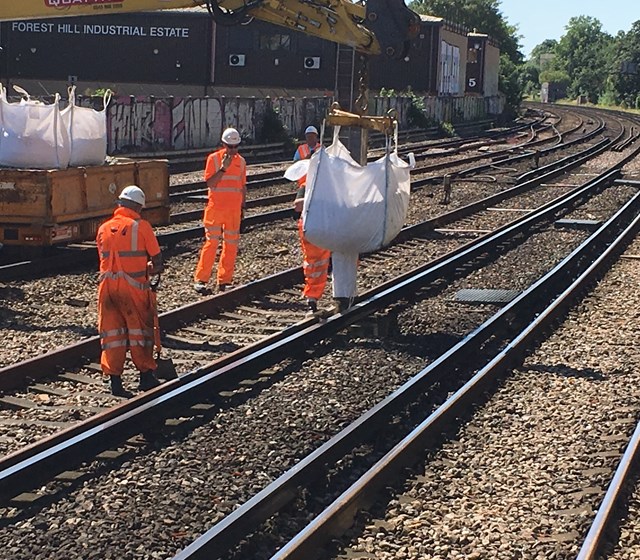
98,279,157,376
194,205,241,285
298,219,330,300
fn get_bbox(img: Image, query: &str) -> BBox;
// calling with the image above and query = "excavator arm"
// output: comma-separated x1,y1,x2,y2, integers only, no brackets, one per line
1,0,419,57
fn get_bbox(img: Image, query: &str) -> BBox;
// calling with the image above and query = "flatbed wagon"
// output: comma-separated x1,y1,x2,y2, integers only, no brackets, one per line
0,159,170,247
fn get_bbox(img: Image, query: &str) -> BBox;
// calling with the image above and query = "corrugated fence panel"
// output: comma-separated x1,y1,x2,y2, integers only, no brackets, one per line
104,94,504,153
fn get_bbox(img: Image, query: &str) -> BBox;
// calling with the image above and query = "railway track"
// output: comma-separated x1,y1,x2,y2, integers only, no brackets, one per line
0,122,632,394
0,110,587,282
0,105,636,371
0,106,638,558
0,154,638,559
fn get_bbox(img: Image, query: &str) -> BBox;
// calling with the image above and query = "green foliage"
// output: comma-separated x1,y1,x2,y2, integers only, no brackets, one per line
607,20,640,107
441,121,455,136
408,0,522,63
519,63,540,96
259,107,293,147
539,70,570,86
498,53,523,118
83,87,114,97
554,16,613,103
379,87,437,129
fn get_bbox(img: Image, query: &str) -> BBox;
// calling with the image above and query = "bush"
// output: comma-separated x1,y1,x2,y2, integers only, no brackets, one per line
259,107,293,148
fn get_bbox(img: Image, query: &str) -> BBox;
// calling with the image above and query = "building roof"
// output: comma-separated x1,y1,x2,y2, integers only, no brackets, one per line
419,14,443,23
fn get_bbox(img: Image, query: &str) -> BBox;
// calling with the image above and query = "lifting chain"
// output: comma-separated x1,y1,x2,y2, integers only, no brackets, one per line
353,53,369,116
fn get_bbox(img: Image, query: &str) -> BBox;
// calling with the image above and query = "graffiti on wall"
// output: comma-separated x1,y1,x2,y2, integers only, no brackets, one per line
103,93,504,154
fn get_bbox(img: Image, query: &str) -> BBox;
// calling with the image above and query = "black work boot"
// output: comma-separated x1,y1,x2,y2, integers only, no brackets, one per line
138,370,161,391
334,298,351,313
110,375,134,398
306,298,318,315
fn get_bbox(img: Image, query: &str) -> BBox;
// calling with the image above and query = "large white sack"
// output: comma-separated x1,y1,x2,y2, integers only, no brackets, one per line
64,86,110,167
284,159,310,181
302,127,410,254
0,84,71,169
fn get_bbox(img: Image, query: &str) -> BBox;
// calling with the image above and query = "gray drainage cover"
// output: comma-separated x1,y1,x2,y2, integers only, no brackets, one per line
455,288,520,305
554,219,601,231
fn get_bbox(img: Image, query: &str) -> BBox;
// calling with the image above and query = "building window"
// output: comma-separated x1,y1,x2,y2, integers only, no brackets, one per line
259,34,291,51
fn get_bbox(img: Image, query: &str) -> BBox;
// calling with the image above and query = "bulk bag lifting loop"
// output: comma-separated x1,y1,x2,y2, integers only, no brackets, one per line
302,121,411,255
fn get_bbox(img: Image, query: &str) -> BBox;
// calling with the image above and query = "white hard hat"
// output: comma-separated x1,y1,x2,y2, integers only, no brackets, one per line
118,185,146,207
305,126,318,135
221,127,241,145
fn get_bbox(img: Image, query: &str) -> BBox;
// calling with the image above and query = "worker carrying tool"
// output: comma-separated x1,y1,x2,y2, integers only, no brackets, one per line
96,185,164,398
291,125,330,314
194,127,247,294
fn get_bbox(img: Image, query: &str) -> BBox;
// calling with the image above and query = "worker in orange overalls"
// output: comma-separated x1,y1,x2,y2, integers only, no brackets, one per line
293,125,330,314
96,185,164,397
194,127,247,294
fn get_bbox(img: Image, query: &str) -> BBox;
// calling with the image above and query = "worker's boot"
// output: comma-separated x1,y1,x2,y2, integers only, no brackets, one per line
306,298,318,316
138,370,161,391
110,375,134,398
333,298,351,313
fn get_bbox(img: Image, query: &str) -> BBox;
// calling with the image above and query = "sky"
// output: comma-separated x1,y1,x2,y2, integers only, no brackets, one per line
498,0,638,58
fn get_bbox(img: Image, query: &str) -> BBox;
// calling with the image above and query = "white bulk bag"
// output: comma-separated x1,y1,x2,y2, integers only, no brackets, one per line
0,84,71,169
64,86,110,167
302,126,411,254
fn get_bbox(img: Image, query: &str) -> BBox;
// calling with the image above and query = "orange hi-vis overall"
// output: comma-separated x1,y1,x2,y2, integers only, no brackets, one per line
293,145,330,300
194,148,247,285
96,207,161,376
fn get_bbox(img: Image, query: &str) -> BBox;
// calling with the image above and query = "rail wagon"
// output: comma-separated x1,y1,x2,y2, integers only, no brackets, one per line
0,159,170,248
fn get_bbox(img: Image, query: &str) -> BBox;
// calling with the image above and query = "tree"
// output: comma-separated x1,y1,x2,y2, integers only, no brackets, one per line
499,53,522,117
519,63,540,97
607,21,640,107
408,0,523,63
553,16,613,103
529,39,558,71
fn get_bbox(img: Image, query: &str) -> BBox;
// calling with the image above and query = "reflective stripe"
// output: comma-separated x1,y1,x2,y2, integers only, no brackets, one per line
101,252,110,258
205,226,222,232
208,186,243,193
222,238,238,245
131,219,139,252
101,338,154,350
304,258,330,268
101,340,128,350
129,328,154,336
129,339,154,347
223,229,240,236
99,270,149,290
100,328,128,338
307,270,326,278
118,250,148,257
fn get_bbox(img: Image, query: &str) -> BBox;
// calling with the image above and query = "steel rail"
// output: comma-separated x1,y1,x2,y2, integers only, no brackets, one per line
269,187,640,560
175,177,640,560
576,420,640,560
0,165,624,507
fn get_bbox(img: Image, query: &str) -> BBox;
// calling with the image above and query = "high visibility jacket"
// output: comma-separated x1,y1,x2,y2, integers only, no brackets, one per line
293,142,319,187
204,149,247,209
97,206,161,290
